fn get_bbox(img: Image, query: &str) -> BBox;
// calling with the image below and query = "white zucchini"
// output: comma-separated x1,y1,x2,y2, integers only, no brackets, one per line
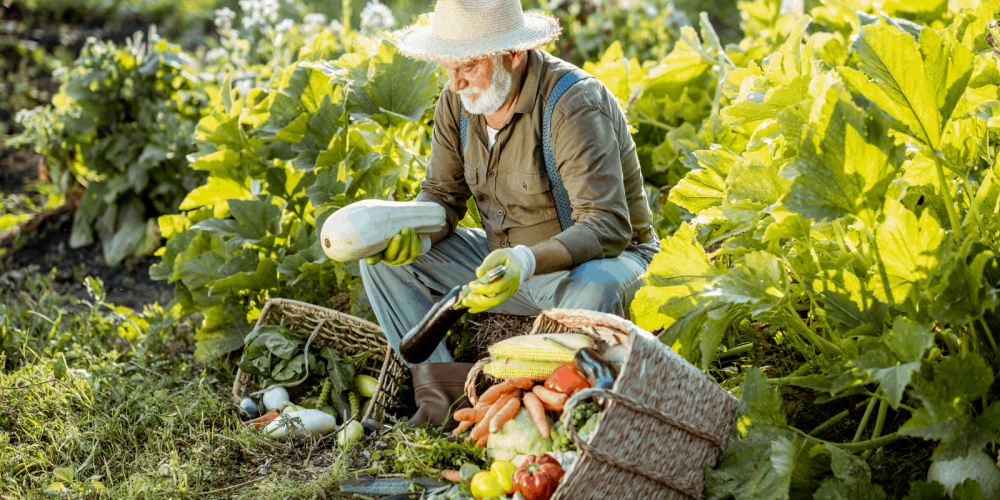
320,200,446,262
264,409,338,438
262,386,290,411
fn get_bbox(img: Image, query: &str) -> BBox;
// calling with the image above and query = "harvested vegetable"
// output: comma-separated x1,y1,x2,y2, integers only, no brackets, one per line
264,409,337,438
486,408,553,462
400,285,467,364
544,363,591,395
238,397,262,420
356,374,379,398
522,392,549,438
243,409,281,430
470,470,505,498
479,380,517,406
488,334,595,363
454,405,489,422
507,377,534,390
337,420,364,446
438,469,463,483
483,358,564,381
531,386,567,411
476,435,488,448
491,461,518,494
489,396,522,434
319,199,445,262
452,419,474,437
927,450,1000,499
262,386,290,411
513,454,565,500
471,392,516,442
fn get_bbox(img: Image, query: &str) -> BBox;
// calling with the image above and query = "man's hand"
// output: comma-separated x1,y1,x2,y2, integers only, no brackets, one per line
459,246,536,313
365,227,428,266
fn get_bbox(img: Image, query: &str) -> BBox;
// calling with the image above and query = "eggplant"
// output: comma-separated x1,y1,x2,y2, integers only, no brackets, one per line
573,347,619,391
399,285,467,364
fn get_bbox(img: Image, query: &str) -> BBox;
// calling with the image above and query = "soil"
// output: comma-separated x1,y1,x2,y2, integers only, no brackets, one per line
2,208,174,310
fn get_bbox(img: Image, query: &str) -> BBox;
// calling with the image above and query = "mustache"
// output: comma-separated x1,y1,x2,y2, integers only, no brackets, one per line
446,80,488,97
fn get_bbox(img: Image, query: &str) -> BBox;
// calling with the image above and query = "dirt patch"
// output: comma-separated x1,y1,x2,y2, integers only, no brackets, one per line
2,208,174,310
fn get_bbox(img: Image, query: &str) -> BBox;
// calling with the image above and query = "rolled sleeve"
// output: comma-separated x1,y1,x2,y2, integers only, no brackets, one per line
549,104,632,266
414,92,470,237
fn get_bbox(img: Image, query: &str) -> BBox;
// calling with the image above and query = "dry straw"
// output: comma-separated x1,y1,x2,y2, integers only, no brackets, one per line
231,298,406,423
391,0,561,62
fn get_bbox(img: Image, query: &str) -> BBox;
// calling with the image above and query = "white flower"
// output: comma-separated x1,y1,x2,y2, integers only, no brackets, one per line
239,0,280,28
304,13,327,30
205,47,228,62
360,0,396,34
276,18,295,32
214,7,237,32
328,19,344,32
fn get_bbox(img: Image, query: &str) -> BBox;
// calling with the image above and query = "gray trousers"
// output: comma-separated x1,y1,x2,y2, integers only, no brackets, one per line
360,227,659,365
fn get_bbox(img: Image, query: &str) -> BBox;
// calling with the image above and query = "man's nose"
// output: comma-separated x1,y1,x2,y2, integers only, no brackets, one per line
448,72,466,91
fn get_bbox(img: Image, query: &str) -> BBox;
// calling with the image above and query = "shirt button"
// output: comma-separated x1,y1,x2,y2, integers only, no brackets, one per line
487,171,494,177
522,183,527,189
497,209,504,216
500,241,508,247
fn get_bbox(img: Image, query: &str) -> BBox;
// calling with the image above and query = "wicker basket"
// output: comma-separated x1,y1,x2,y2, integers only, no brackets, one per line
466,309,739,500
231,298,406,422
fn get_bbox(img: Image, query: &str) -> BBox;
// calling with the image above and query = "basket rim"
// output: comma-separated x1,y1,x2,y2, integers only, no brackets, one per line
230,298,399,424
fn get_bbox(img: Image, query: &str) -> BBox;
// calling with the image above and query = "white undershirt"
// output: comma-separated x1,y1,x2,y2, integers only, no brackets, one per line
487,124,499,151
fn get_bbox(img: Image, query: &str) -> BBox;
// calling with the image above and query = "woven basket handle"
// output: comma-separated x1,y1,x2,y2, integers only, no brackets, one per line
563,387,723,499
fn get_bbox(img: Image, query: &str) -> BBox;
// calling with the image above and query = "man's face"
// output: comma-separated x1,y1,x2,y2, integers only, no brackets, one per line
440,54,513,116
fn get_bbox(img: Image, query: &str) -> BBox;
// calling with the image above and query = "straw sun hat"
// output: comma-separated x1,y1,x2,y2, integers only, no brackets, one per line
391,0,561,62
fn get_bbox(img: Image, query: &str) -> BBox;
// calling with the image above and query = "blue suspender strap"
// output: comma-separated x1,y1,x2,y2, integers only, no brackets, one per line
460,104,468,152
543,70,591,231
459,69,590,232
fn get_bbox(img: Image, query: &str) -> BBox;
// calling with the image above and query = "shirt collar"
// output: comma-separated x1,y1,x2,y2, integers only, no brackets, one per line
513,49,541,115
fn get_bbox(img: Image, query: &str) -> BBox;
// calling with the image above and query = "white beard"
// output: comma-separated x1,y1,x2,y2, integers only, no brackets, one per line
450,55,513,116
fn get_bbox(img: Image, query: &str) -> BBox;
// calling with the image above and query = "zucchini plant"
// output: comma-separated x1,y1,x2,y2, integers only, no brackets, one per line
150,39,442,361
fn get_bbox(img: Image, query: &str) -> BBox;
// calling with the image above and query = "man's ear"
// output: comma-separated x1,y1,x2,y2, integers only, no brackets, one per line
505,50,526,70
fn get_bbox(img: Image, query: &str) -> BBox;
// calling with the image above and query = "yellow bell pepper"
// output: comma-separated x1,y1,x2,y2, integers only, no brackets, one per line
491,460,517,494
470,470,505,499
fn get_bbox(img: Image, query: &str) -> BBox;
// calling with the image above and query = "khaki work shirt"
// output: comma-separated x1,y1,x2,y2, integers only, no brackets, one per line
415,49,656,266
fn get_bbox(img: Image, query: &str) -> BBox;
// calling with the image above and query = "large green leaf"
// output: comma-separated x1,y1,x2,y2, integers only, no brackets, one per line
630,223,719,332
899,353,994,442
871,200,948,306
809,269,887,337
335,41,440,126
704,251,788,316
839,25,973,150
781,100,898,227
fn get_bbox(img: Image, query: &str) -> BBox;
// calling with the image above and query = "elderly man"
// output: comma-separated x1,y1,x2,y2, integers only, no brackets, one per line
359,0,659,427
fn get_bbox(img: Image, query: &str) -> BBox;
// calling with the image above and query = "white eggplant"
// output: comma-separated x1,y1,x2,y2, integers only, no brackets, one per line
264,409,338,438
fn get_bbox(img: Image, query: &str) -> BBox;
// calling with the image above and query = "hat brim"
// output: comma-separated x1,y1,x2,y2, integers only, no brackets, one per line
391,11,561,62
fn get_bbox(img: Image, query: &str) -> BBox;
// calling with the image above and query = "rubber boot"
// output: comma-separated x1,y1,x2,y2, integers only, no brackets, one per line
406,362,475,430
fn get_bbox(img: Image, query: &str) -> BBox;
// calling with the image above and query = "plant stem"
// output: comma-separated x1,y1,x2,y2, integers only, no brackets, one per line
861,397,889,460
785,306,843,357
853,393,878,443
717,343,754,359
864,390,915,412
933,155,964,241
830,432,902,452
809,398,872,437
979,317,1000,361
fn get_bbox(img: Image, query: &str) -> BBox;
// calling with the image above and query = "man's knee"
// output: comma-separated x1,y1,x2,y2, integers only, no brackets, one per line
552,267,623,312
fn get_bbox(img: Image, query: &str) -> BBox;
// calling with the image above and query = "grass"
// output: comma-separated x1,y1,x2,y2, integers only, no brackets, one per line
0,270,370,499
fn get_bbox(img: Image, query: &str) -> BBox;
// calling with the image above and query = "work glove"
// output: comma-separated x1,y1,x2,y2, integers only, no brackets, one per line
365,227,431,266
459,245,536,314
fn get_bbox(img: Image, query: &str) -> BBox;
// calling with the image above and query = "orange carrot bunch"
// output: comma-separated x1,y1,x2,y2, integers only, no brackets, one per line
450,377,564,446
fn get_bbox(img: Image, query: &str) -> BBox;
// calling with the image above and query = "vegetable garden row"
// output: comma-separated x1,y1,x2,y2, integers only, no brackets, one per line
4,0,1000,498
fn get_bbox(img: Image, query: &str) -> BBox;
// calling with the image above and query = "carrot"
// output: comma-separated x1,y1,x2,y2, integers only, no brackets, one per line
489,396,521,434
451,419,474,437
522,392,549,438
507,377,534,390
439,469,463,483
476,435,488,447
470,392,515,442
478,381,515,406
532,385,567,411
454,405,490,423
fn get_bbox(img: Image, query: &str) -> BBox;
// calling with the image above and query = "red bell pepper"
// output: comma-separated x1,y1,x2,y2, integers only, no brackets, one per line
544,363,591,395
513,454,565,500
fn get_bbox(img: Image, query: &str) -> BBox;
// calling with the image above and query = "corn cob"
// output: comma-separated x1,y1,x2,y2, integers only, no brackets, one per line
487,333,595,363
483,357,564,381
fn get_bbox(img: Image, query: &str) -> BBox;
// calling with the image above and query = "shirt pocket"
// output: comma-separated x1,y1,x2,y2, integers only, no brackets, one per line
504,169,558,225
